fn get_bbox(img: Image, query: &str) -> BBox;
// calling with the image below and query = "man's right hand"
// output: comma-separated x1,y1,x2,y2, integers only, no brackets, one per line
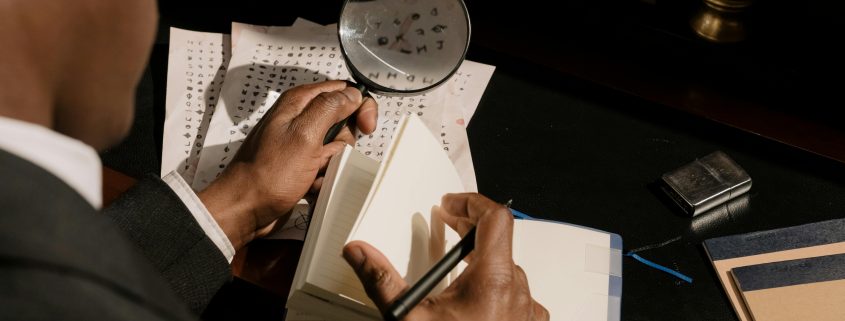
343,193,550,321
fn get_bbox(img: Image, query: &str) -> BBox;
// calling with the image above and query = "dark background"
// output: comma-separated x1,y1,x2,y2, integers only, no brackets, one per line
101,1,845,320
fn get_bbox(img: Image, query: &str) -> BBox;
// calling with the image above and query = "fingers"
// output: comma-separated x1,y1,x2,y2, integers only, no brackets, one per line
289,86,362,143
434,205,475,237
355,96,378,134
474,205,514,266
334,125,356,146
440,193,514,266
440,193,508,223
319,140,347,160
310,177,324,194
310,141,347,193
512,265,548,321
533,301,551,321
273,80,349,117
343,241,409,312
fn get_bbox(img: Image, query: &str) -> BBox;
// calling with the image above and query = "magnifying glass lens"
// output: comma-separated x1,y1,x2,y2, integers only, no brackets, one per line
339,0,470,95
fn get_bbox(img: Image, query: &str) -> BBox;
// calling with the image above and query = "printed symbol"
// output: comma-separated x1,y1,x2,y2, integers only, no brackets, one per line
294,210,311,230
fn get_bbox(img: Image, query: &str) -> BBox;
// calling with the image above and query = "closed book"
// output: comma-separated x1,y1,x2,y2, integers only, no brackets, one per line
703,218,845,321
730,253,845,321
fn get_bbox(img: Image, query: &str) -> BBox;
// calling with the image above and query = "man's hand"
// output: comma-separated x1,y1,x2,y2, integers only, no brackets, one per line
343,193,550,321
198,80,377,250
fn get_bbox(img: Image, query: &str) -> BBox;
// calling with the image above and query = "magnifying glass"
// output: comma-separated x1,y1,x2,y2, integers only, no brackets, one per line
323,0,471,144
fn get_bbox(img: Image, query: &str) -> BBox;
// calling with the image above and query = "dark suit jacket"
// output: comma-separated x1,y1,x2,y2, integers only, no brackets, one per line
0,148,231,320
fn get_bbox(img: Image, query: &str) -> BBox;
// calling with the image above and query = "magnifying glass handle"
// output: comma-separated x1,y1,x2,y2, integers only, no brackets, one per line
322,83,369,145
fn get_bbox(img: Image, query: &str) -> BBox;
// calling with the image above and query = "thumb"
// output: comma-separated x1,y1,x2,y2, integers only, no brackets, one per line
343,241,409,312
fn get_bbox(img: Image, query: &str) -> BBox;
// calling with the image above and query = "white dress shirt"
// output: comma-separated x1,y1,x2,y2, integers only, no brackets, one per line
0,116,235,262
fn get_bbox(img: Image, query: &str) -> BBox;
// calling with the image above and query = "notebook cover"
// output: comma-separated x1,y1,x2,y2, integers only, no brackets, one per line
702,218,845,321
731,253,845,321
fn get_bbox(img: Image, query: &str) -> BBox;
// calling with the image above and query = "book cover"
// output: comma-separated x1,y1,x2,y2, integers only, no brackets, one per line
731,253,845,321
703,218,845,321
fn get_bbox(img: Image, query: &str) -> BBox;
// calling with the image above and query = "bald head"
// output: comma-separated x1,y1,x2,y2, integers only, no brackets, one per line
0,0,157,150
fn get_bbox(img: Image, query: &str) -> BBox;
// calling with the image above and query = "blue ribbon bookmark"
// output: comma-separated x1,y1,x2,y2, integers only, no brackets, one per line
509,208,534,219
625,252,693,284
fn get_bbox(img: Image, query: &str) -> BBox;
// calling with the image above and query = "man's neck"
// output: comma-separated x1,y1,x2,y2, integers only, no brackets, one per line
0,4,57,131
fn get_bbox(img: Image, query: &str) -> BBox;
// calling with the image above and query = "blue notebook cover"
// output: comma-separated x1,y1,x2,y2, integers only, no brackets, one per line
730,253,845,321
704,218,845,261
732,253,845,292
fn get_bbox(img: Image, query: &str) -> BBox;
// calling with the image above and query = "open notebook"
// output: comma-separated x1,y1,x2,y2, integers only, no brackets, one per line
286,115,623,321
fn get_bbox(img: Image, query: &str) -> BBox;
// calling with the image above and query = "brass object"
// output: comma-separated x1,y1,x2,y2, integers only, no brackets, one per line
690,0,752,43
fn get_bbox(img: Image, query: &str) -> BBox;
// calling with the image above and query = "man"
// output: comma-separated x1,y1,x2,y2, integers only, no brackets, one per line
0,0,548,320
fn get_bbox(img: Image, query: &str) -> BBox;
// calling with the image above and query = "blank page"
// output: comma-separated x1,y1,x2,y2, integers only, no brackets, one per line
512,219,621,321
347,115,465,286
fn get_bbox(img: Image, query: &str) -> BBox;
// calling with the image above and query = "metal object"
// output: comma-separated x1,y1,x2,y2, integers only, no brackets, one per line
690,0,752,43
661,151,752,216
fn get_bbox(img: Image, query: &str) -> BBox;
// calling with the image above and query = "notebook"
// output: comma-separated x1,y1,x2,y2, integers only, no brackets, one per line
730,253,845,321
286,115,623,321
703,218,845,321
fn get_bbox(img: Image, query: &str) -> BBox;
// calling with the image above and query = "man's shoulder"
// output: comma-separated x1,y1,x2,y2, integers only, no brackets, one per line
0,148,195,321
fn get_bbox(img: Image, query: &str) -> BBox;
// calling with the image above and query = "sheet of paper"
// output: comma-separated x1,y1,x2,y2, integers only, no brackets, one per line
440,99,477,192
161,28,231,184
231,18,324,49
163,21,492,241
449,60,495,127
192,23,451,190
191,23,342,190
261,199,311,240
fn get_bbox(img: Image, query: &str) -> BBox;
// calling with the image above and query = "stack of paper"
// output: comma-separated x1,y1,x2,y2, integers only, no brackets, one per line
161,19,495,240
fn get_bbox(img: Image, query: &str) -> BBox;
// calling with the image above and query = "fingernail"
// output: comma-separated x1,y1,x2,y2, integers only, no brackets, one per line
343,244,365,266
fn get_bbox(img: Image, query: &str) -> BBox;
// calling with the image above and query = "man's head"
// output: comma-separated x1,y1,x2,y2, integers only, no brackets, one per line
0,0,157,150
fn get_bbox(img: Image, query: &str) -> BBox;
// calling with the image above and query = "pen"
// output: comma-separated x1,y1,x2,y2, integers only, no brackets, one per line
384,201,527,320
323,82,368,145
384,225,477,321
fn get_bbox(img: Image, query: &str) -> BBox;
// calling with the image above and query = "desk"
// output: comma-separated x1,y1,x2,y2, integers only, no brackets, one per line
100,1,845,320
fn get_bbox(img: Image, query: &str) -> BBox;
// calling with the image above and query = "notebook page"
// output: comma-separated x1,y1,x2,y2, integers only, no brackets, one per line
305,149,379,311
347,115,465,287
161,28,230,184
512,220,619,321
287,146,368,321
289,145,354,297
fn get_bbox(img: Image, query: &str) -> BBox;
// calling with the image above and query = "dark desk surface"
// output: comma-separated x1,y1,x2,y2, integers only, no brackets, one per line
101,2,845,320
467,50,845,320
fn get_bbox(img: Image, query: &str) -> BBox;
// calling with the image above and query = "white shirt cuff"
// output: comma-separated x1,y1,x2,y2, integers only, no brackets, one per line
162,171,236,263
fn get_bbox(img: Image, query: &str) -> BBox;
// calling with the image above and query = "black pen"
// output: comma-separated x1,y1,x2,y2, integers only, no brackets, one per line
384,225,477,321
